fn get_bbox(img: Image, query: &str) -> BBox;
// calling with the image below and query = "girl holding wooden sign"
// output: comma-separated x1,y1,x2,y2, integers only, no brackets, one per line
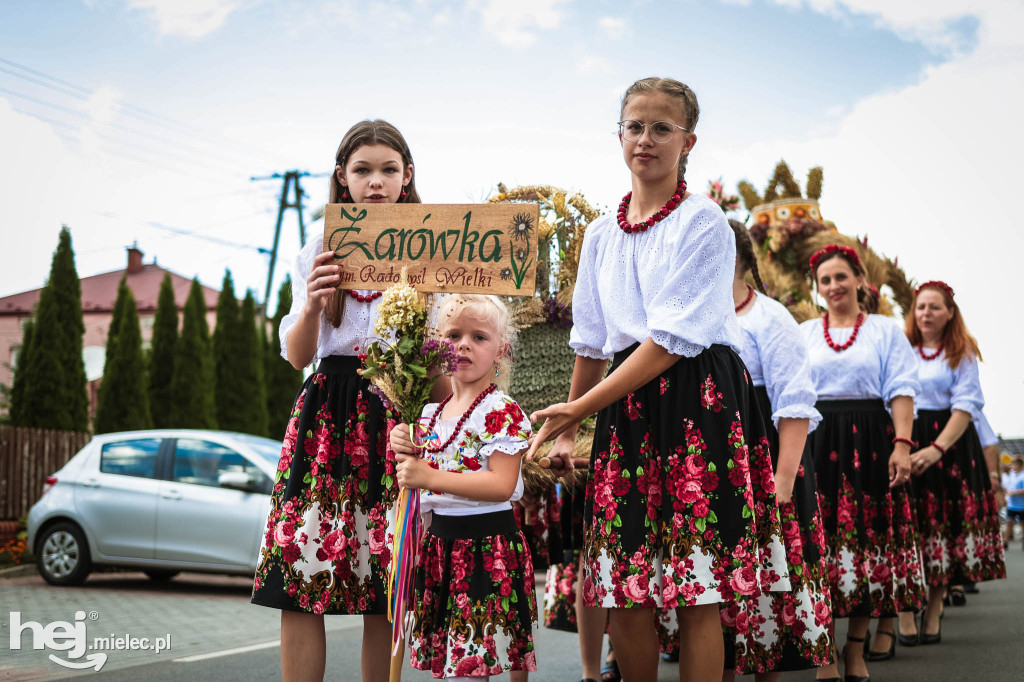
251,119,420,682
389,294,538,680
528,77,790,681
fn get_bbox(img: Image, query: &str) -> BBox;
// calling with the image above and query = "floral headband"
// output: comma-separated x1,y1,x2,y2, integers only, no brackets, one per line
809,244,862,272
915,280,955,300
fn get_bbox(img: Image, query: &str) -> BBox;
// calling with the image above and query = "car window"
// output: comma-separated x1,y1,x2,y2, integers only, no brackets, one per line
100,438,162,479
231,433,283,465
173,438,268,490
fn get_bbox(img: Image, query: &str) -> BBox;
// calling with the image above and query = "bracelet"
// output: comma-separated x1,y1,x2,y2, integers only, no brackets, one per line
990,472,1000,478
930,441,947,456
892,437,916,448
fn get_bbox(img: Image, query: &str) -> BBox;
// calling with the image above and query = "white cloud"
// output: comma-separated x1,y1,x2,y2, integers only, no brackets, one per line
126,0,244,39
598,16,627,39
770,0,978,52
83,86,122,125
469,0,571,48
701,1,1024,434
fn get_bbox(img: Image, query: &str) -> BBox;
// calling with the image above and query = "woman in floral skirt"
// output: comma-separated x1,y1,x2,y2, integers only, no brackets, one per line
721,220,833,679
529,76,789,681
799,244,925,681
899,280,1005,644
251,120,418,682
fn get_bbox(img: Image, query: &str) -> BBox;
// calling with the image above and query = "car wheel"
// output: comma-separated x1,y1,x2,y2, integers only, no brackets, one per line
144,569,180,581
37,522,91,586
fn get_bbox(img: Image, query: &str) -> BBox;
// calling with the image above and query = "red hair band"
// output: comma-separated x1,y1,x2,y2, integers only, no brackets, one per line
915,280,955,300
809,244,862,272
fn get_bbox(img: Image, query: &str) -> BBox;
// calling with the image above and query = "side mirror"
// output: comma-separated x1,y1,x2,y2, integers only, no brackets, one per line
218,470,257,492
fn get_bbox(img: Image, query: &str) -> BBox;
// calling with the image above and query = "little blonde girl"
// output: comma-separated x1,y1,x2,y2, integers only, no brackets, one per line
390,294,538,681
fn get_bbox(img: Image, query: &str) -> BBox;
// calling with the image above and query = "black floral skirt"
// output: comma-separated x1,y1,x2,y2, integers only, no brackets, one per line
409,510,538,678
808,399,926,618
912,409,1006,586
582,344,789,609
512,483,561,570
720,386,834,673
543,483,586,632
251,355,397,614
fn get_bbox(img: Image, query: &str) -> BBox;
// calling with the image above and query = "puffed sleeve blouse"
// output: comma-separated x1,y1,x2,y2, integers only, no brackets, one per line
738,292,821,432
914,350,985,419
799,314,920,404
569,193,743,359
279,239,384,363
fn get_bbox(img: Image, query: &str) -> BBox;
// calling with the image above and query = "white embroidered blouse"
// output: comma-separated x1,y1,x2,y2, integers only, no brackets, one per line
738,292,821,432
799,314,920,404
914,350,985,419
569,194,743,359
419,390,531,516
279,239,383,363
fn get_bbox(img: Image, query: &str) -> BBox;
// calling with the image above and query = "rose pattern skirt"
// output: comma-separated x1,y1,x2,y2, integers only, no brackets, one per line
808,399,926,618
543,483,585,632
513,483,561,571
251,355,397,614
912,409,1006,586
582,344,790,610
409,510,538,678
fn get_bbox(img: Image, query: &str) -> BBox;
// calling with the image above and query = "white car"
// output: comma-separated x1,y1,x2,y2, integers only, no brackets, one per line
27,430,281,586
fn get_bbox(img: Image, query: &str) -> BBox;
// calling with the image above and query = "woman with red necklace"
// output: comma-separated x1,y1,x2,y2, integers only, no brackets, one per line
528,76,789,682
899,281,1005,645
799,245,925,682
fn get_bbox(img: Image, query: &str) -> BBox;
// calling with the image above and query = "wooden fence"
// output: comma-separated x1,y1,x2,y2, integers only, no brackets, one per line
0,426,90,521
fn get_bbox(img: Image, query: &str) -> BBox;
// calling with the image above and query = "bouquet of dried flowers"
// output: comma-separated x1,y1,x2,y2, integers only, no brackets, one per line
357,269,459,423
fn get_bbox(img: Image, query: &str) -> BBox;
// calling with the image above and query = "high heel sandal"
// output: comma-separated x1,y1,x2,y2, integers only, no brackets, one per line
843,635,871,682
897,610,920,647
864,628,895,661
920,605,943,645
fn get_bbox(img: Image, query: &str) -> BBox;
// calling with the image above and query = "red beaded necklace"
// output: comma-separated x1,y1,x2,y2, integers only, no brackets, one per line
822,312,864,352
918,343,943,360
348,290,382,303
617,178,687,234
735,285,755,313
424,383,498,453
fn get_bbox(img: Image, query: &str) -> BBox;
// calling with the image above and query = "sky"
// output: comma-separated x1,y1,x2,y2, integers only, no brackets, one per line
1,0,1022,436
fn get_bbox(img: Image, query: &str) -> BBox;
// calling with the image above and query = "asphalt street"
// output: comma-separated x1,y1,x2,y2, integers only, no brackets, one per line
2,547,1022,681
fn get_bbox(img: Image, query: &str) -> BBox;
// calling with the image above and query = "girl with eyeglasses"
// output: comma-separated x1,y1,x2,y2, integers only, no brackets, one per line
799,245,925,682
528,76,790,682
899,281,1005,644
251,119,420,682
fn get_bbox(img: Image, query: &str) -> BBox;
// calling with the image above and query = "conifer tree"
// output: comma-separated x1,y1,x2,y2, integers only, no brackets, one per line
265,277,303,439
236,290,269,436
169,278,217,428
8,319,36,426
19,227,89,431
94,280,152,433
148,273,178,427
213,270,246,430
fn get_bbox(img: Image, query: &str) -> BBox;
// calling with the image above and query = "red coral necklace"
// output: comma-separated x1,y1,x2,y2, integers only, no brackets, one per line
918,344,943,360
735,285,755,313
617,178,687,234
823,312,864,352
424,383,498,453
349,290,382,303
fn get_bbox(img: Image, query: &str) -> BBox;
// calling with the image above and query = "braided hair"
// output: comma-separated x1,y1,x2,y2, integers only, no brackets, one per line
729,219,765,293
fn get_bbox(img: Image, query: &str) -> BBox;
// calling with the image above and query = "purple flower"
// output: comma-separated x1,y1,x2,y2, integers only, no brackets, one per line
543,297,572,329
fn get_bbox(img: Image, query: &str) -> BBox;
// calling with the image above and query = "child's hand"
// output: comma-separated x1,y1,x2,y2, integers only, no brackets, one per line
396,452,434,490
389,422,416,456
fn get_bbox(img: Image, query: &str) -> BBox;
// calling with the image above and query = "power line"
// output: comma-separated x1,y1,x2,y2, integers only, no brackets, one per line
94,211,269,251
0,56,295,168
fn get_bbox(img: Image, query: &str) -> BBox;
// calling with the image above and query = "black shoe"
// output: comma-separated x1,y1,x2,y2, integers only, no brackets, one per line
600,659,621,682
897,611,920,647
844,676,871,682
864,629,895,661
920,608,943,644
949,586,967,606
963,581,979,594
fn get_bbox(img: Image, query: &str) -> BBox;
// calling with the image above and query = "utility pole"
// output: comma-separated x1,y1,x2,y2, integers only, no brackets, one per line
251,170,327,313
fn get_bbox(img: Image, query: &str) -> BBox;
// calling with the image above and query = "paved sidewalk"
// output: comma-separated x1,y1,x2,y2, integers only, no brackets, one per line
0,571,359,681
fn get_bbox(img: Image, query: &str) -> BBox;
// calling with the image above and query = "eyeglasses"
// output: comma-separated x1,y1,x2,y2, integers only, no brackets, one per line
617,120,688,144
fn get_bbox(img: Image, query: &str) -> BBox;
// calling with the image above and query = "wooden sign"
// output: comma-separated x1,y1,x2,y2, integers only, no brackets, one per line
322,203,539,296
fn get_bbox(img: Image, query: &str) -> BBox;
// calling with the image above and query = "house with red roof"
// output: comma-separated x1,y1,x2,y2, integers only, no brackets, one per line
0,246,219,417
